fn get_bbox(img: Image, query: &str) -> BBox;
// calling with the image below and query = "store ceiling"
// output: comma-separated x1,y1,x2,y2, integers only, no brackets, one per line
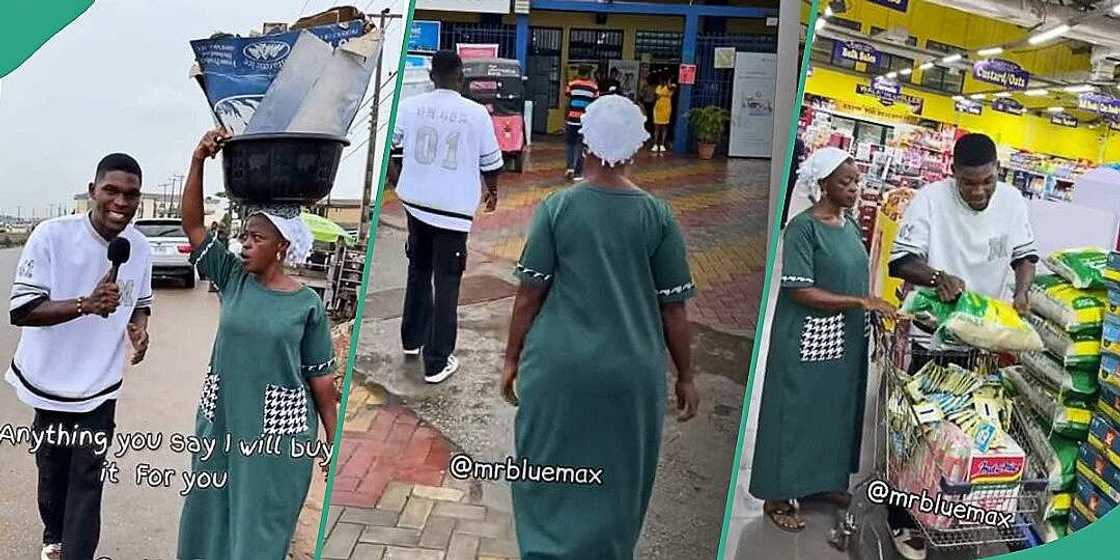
815,0,1120,123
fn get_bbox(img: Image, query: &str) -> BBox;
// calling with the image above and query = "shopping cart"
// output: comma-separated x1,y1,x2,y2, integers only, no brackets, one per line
830,316,1051,559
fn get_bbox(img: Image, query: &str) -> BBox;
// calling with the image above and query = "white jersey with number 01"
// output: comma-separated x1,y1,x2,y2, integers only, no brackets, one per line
392,89,504,232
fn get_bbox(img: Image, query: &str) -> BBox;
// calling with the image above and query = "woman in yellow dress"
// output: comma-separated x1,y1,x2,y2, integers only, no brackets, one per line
652,73,676,154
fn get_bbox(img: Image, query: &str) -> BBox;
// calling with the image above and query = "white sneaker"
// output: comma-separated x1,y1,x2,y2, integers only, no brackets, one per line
41,544,62,560
425,355,460,384
403,347,421,358
891,528,927,560
573,176,584,182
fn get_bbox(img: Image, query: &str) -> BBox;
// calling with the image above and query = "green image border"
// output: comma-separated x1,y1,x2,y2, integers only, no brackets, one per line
312,1,418,558
712,1,1119,557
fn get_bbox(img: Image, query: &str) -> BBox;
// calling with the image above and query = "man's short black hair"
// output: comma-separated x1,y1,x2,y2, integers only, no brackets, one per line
431,50,462,79
95,153,142,183
953,133,998,168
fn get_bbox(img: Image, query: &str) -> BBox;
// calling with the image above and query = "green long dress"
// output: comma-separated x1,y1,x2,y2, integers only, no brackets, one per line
512,185,695,560
749,211,870,500
178,233,337,560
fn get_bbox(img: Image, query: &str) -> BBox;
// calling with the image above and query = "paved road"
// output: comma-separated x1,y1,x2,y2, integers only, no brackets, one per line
0,246,217,560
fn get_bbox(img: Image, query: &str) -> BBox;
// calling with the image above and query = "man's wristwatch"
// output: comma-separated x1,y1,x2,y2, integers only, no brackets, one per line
76,296,87,316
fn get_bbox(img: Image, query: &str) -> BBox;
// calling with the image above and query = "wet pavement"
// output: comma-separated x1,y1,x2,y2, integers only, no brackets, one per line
323,137,764,559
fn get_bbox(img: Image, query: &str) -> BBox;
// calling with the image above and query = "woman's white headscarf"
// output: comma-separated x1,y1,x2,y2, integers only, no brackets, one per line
795,147,852,203
244,204,313,267
580,95,650,167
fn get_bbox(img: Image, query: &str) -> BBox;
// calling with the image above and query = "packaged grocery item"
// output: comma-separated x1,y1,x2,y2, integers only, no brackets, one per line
1069,506,1090,532
1097,381,1120,429
1029,275,1107,334
902,289,1043,352
1040,517,1069,542
1101,352,1120,390
1075,443,1120,503
1046,247,1108,290
1074,475,1116,521
1021,351,1098,397
1103,320,1120,356
1021,406,1080,490
1087,415,1120,471
1045,491,1072,520
1003,366,1092,439
1028,314,1102,369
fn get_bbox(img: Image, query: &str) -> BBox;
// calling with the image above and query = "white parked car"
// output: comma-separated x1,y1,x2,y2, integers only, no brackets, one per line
134,218,195,288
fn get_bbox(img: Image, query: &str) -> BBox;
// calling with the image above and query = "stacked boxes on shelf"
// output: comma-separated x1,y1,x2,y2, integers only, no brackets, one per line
1069,251,1120,533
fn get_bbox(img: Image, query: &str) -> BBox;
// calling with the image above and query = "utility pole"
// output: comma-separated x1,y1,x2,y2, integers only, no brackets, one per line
358,9,401,245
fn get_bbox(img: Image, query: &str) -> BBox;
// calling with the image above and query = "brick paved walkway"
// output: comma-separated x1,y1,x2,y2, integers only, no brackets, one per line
321,384,518,560
382,139,770,335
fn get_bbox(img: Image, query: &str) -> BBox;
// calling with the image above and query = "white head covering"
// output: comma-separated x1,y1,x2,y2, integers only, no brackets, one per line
795,147,853,203
579,95,650,167
244,204,313,267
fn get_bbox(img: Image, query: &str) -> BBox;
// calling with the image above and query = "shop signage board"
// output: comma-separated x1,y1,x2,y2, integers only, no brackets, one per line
832,41,882,66
1078,92,1120,119
714,47,737,69
728,52,777,158
972,59,1030,90
1051,112,1078,128
457,43,500,60
992,97,1025,116
855,82,923,114
679,64,697,85
409,21,440,53
868,0,910,12
955,99,983,115
417,0,509,13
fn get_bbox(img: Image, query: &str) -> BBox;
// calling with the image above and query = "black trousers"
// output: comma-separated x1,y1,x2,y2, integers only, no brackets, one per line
401,214,468,375
887,345,975,531
34,399,116,560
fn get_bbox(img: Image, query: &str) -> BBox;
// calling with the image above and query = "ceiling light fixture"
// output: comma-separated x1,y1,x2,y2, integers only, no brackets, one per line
919,62,935,70
886,71,898,79
942,54,963,63
1047,106,1065,112
994,92,1013,98
1064,85,1095,93
970,94,986,100
952,95,966,101
1028,24,1071,46
978,47,1004,57
899,68,913,75
1024,88,1049,96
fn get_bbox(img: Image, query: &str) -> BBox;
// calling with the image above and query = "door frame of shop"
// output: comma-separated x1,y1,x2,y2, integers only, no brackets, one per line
520,0,780,154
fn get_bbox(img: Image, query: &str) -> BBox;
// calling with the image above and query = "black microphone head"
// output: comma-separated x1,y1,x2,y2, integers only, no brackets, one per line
108,237,131,265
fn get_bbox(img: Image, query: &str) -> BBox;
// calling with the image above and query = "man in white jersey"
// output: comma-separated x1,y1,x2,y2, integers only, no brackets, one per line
8,153,153,560
389,50,503,383
885,133,1038,560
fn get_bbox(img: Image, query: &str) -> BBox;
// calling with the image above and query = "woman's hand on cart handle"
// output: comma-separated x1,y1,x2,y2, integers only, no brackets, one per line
861,296,897,320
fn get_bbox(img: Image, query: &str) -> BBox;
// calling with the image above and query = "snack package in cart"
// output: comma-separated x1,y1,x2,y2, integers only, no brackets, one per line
901,289,1043,352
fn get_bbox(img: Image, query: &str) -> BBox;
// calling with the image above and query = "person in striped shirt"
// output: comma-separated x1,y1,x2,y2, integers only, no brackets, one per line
564,65,599,181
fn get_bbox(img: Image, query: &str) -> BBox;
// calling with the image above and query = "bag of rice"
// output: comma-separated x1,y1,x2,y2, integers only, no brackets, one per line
1003,366,1092,439
1046,247,1108,290
902,289,1043,352
1020,402,1081,490
1028,314,1102,369
1029,275,1107,334
1021,351,1098,397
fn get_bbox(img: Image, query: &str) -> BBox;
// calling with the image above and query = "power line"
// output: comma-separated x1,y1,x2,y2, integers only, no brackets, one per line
297,0,314,20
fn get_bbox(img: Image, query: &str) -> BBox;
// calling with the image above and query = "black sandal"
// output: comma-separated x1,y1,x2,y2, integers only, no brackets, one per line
764,500,806,533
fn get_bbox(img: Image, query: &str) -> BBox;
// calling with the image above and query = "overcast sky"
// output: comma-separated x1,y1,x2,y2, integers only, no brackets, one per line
0,0,407,219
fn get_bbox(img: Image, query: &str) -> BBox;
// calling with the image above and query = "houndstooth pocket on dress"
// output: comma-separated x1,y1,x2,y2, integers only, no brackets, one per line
198,369,220,423
262,384,310,436
800,313,846,362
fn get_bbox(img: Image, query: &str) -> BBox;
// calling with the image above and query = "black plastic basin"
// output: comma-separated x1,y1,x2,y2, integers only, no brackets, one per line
221,133,350,205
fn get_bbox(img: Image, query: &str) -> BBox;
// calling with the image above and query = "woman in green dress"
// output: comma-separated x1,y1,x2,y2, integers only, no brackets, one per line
501,95,700,559
177,128,339,560
749,147,894,533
